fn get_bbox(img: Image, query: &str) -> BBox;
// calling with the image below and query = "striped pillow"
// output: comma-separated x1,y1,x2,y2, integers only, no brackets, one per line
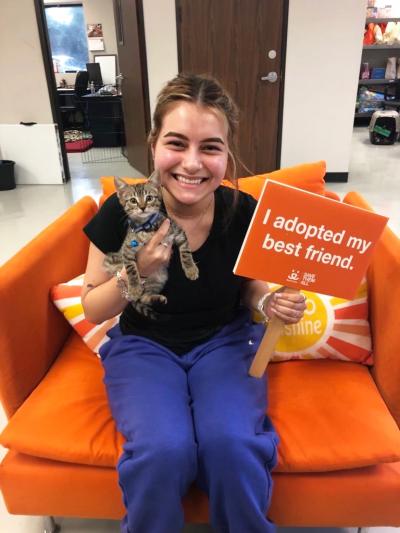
51,275,119,354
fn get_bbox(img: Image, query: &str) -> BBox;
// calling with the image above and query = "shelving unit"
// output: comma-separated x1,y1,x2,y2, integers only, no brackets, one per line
355,16,400,122
355,112,375,118
363,45,400,49
366,17,400,23
358,78,397,85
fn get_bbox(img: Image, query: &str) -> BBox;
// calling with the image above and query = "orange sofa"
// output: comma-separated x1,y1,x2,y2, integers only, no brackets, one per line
1,169,400,529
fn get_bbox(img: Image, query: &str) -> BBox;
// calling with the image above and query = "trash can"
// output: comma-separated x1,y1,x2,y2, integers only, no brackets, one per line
0,160,16,190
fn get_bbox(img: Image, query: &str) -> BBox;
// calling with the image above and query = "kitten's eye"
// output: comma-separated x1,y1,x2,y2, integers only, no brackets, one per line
129,198,137,204
146,195,153,202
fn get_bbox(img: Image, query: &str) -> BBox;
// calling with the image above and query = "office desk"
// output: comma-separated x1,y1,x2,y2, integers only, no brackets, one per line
82,94,125,147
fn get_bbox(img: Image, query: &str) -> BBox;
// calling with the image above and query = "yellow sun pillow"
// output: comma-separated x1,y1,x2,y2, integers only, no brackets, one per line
51,275,119,354
264,280,372,365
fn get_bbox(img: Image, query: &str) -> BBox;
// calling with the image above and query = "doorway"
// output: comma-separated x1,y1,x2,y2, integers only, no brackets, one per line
176,0,288,175
34,0,151,181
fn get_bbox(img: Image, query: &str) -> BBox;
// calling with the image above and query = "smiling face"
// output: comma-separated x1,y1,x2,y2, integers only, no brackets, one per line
152,101,229,210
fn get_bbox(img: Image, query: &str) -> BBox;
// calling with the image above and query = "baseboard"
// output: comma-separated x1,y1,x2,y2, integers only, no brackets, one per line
325,172,348,183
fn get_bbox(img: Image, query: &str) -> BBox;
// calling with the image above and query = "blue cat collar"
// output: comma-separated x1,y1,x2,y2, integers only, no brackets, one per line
131,212,161,232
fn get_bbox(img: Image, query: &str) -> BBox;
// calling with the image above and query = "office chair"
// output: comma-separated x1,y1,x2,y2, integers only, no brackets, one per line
59,71,89,130
74,70,89,98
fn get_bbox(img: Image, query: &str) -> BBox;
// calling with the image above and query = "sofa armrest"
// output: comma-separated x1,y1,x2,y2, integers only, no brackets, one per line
344,192,400,427
0,196,98,418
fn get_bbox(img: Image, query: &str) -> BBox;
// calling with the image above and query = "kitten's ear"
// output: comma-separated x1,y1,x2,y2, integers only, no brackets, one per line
114,177,130,205
147,170,160,186
114,176,127,194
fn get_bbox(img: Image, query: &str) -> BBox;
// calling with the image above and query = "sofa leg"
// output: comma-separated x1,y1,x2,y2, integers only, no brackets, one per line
43,516,61,533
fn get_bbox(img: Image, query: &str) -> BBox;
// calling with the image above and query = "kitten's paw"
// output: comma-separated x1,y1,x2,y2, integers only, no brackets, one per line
129,285,144,299
140,294,167,305
149,295,167,305
185,265,199,280
133,303,156,320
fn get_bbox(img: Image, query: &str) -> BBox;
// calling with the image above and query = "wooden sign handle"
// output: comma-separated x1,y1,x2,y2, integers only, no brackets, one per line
249,287,300,378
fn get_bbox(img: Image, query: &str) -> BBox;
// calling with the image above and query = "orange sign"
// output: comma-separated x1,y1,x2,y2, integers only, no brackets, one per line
234,180,388,299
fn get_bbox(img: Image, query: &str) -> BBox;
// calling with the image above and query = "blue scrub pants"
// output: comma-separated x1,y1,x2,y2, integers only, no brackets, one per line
99,309,278,533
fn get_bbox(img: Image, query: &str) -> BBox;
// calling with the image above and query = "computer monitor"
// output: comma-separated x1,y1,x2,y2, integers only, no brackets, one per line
86,63,103,90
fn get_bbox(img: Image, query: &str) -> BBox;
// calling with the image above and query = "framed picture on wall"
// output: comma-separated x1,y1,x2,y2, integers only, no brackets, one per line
94,54,117,86
87,24,103,38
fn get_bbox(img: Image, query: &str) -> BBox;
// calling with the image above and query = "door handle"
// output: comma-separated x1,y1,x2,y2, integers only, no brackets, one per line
261,72,278,83
116,74,125,81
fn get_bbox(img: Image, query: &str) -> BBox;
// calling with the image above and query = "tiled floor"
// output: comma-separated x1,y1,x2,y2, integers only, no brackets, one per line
1,132,399,532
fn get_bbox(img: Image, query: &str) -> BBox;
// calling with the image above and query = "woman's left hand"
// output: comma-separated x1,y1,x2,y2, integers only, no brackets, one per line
264,288,307,325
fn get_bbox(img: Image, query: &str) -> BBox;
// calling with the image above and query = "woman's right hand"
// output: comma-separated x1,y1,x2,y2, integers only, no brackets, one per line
136,219,173,277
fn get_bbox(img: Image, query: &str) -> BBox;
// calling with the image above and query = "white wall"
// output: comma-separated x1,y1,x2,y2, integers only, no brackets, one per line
281,0,366,173
0,1,53,124
142,0,179,119
0,0,64,184
84,0,118,60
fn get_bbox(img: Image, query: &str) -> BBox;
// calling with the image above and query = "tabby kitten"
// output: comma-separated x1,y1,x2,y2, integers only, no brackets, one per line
103,172,199,318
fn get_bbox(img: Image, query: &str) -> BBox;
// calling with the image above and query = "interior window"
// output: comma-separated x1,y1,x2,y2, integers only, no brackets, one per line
45,4,89,73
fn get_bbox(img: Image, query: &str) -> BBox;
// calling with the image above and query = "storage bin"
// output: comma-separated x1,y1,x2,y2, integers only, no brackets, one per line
0,160,16,190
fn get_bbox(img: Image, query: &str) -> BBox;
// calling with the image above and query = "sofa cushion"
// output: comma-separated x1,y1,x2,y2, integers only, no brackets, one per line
224,160,328,199
266,279,373,365
51,274,119,354
100,160,333,204
269,360,400,472
1,332,399,472
0,333,124,467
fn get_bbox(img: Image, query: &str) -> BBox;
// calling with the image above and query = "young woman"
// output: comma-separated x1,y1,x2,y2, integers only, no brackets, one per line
82,73,306,533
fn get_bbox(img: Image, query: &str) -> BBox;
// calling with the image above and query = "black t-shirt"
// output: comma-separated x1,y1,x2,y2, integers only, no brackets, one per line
83,186,257,354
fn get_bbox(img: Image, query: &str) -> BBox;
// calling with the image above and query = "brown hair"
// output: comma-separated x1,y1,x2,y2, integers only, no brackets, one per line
148,73,241,186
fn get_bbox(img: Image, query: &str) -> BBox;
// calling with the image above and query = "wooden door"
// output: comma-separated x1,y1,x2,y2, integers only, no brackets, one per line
176,0,287,175
113,0,150,174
